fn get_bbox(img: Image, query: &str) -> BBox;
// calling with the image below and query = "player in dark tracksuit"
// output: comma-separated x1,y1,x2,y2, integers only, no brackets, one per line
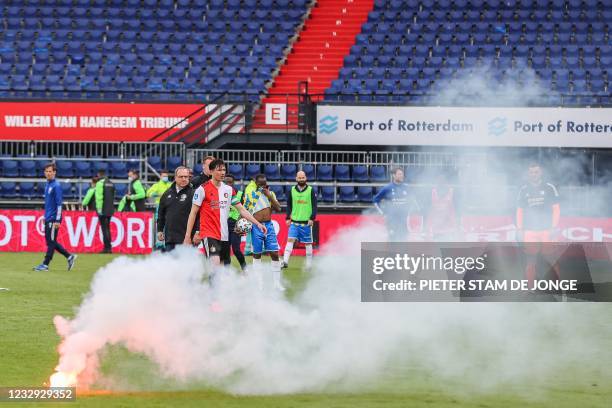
157,166,195,252
373,167,420,241
33,163,77,272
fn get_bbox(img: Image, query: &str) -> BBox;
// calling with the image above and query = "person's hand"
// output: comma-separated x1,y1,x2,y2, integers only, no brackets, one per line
157,232,164,242
53,222,60,229
182,237,191,245
307,220,314,227
262,185,271,197
258,223,267,234
286,219,291,226
193,232,202,245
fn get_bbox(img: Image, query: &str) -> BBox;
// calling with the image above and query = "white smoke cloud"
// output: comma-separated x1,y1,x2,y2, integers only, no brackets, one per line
51,219,612,396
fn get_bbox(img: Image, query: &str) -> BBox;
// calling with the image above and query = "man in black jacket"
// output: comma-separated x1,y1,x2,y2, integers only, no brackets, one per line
190,155,215,188
157,166,195,252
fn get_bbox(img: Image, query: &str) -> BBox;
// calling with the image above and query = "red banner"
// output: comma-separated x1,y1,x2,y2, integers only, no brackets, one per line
0,210,153,254
0,102,203,142
2,211,612,255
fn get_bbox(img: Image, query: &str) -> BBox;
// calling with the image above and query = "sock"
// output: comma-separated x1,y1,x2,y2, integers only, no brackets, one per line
305,244,313,268
283,241,294,264
271,260,283,288
252,258,263,288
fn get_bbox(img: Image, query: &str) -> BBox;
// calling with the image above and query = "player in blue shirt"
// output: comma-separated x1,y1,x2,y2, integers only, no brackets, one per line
33,163,77,272
373,167,420,241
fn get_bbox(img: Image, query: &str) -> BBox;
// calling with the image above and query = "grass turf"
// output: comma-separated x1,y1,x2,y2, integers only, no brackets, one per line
0,252,611,407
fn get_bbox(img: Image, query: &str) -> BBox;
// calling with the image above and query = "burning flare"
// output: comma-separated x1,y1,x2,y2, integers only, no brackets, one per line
49,371,77,388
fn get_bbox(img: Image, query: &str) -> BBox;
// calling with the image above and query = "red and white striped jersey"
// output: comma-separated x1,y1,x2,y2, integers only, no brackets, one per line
193,182,238,241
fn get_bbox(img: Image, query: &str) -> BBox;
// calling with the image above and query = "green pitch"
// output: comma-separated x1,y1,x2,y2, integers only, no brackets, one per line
0,252,611,407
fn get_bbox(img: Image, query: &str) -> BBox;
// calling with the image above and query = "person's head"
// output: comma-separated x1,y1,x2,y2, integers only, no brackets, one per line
91,176,99,187
391,167,404,184
296,170,307,186
160,169,169,183
97,169,106,178
527,162,542,186
208,158,226,182
255,174,267,188
44,163,56,181
224,174,235,186
202,155,215,176
128,169,140,181
174,166,190,189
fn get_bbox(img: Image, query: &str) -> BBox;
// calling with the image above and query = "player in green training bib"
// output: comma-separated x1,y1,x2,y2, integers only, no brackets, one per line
282,170,317,269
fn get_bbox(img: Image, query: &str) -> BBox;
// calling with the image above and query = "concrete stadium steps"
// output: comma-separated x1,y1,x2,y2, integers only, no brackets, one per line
254,0,374,130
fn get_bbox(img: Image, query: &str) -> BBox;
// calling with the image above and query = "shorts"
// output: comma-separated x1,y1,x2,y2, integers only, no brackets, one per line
288,222,313,243
202,237,228,261
251,220,279,254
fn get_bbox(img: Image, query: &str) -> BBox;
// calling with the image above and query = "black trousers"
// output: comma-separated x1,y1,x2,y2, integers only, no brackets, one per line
43,221,70,265
98,215,112,251
224,219,247,269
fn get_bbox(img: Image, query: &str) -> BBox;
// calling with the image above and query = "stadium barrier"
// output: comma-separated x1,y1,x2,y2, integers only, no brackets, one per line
1,210,611,256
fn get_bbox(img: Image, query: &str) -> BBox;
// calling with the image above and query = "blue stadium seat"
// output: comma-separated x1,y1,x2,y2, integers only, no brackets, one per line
56,161,74,178
270,185,285,201
109,161,127,178
281,163,297,181
334,164,351,181
316,164,333,181
92,161,109,176
19,160,37,177
264,164,281,181
227,163,244,180
357,186,373,202
1,160,19,177
339,186,356,202
245,164,261,180
0,182,18,198
166,156,182,172
61,182,75,199
75,160,93,177
352,165,368,182
320,186,335,203
115,183,127,198
302,164,316,180
147,156,162,172
19,182,35,199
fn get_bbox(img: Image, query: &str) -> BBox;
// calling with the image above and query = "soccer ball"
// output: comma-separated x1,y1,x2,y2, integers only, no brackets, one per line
234,218,252,234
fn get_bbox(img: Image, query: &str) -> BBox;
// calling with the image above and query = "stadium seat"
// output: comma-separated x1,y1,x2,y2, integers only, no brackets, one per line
317,165,333,181
56,161,74,178
352,165,368,182
245,163,261,180
1,160,19,177
320,186,335,202
61,182,75,199
0,182,18,198
339,186,356,202
92,161,109,176
370,165,388,182
334,165,351,182
109,161,128,178
270,185,285,201
18,182,35,199
281,163,297,181
227,163,244,180
264,164,281,181
19,160,37,177
147,156,162,172
166,156,182,172
115,183,127,198
301,164,316,180
75,161,93,178
193,163,203,175
357,186,373,202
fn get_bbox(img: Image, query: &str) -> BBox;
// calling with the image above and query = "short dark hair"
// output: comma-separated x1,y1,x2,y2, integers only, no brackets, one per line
44,162,56,171
97,169,106,177
225,173,235,181
208,158,225,171
160,169,169,174
392,166,404,175
255,173,266,183
128,169,140,176
202,155,216,164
